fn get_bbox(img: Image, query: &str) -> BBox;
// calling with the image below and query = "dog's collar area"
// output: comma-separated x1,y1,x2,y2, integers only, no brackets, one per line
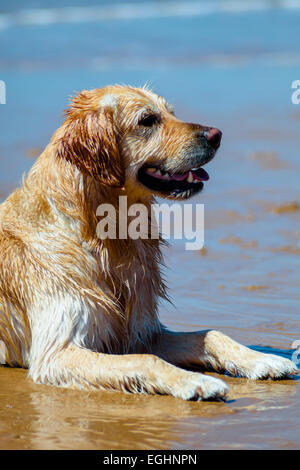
137,165,208,197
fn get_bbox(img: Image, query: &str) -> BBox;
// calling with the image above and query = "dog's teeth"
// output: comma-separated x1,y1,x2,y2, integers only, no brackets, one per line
187,171,193,183
155,169,162,175
147,167,156,173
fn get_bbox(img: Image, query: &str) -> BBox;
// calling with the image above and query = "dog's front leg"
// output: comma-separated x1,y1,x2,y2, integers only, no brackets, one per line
25,292,228,400
28,345,229,401
152,329,298,380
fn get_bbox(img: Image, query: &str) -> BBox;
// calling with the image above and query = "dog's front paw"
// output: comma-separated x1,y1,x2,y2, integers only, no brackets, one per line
172,372,229,401
225,353,298,380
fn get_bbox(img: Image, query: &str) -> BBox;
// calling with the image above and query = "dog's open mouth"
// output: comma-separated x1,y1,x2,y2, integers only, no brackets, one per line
137,165,209,197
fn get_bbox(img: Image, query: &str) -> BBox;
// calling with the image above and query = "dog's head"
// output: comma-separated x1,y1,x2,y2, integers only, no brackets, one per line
57,85,222,200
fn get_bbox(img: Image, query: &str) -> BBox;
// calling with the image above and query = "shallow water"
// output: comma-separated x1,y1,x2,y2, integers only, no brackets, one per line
0,366,299,450
0,0,299,450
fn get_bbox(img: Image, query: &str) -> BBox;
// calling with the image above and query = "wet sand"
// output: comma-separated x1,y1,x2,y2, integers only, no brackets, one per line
0,0,299,450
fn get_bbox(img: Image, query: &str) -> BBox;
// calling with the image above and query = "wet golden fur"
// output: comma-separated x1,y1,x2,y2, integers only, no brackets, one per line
0,85,297,400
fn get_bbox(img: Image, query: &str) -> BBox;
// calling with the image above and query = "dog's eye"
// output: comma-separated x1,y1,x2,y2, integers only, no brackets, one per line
138,115,158,127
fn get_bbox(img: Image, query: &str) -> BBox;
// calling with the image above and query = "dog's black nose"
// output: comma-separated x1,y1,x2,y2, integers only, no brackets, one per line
203,128,222,150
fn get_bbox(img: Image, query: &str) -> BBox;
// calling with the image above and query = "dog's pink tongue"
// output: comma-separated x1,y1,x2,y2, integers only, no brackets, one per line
172,172,189,181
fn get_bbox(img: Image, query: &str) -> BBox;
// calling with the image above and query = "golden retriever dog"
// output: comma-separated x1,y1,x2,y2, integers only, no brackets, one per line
0,85,297,401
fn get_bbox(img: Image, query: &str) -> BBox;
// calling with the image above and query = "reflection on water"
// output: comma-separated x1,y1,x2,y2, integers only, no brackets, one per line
0,0,299,450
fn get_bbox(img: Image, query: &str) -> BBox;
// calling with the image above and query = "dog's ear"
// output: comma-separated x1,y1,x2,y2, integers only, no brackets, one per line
57,106,124,187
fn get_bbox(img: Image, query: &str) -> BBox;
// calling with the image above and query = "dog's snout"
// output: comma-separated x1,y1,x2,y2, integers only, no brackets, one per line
189,123,222,150
203,127,222,150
